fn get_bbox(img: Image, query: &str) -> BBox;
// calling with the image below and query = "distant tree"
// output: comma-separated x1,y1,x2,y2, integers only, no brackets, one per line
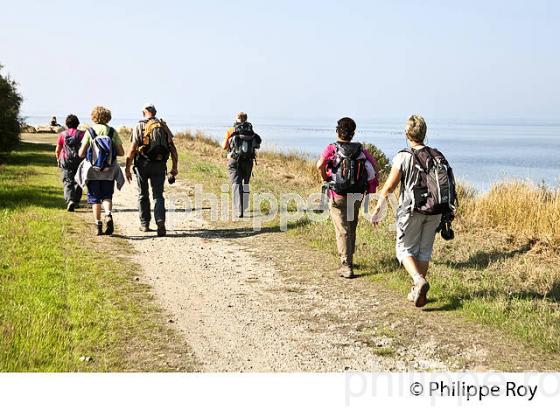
0,64,23,152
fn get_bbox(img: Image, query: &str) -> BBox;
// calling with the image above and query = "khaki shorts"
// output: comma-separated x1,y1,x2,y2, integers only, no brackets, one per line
396,212,441,263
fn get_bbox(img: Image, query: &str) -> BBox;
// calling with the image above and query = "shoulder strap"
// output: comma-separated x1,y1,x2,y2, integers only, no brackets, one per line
88,127,97,139
108,127,114,138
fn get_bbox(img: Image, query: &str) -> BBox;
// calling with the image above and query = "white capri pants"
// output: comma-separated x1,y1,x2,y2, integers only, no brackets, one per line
396,212,441,263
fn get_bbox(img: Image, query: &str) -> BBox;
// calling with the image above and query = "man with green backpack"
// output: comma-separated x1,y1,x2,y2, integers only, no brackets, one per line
223,112,262,218
125,104,179,237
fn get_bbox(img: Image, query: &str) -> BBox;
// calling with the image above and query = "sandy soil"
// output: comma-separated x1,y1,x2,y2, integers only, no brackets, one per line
108,177,466,372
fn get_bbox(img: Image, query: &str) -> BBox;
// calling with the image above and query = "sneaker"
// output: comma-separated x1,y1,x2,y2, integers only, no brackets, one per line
96,221,103,236
338,263,354,279
67,202,76,212
156,220,166,237
104,215,114,236
414,277,430,308
407,287,416,302
139,224,151,232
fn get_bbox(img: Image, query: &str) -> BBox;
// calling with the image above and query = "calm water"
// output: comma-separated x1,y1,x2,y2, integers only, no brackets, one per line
25,115,560,191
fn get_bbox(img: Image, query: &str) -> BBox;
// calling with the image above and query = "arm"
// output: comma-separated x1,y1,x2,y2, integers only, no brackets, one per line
222,129,232,150
55,142,62,165
115,143,125,157
78,140,89,158
378,163,401,198
125,141,139,183
363,149,381,174
316,157,328,182
370,163,401,226
161,120,179,175
168,141,179,176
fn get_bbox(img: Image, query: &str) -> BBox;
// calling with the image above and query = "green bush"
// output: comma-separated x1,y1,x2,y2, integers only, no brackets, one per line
362,142,390,180
0,64,23,153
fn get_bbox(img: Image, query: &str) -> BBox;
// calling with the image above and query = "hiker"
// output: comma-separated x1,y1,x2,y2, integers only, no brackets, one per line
75,106,125,236
50,116,60,127
223,112,262,218
124,104,179,236
316,117,380,279
371,115,457,307
55,114,84,211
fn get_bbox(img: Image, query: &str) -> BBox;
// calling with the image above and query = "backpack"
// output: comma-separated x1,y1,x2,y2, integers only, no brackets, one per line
329,142,369,195
86,127,116,171
229,122,259,161
138,118,170,162
401,146,457,215
61,129,84,169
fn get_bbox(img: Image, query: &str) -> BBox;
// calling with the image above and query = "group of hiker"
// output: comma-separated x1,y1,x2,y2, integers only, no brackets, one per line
317,115,456,307
55,104,177,236
55,109,456,308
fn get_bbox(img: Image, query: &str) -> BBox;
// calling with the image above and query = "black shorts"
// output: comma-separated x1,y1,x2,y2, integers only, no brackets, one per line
86,180,115,204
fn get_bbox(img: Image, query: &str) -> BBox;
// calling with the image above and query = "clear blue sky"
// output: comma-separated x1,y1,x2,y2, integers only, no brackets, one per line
1,0,559,121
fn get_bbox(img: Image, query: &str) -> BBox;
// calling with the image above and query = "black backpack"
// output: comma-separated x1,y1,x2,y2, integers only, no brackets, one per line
61,129,84,169
329,142,369,195
229,122,259,161
401,147,457,215
138,118,170,162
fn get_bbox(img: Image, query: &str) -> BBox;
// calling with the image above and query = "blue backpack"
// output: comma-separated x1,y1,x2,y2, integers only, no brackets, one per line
86,127,116,170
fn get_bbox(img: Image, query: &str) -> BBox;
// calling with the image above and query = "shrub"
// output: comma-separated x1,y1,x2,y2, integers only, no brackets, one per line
0,64,23,152
362,142,390,181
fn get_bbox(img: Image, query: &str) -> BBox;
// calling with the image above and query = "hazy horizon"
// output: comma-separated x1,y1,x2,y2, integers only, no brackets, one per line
2,0,559,122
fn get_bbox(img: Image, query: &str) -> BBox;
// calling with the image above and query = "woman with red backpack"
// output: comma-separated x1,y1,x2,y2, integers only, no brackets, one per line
316,117,380,279
55,114,85,211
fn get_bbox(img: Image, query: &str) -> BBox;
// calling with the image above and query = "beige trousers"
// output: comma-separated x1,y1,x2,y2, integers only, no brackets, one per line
329,194,363,266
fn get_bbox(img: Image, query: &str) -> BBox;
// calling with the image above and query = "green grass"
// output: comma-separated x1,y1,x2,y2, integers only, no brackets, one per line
176,133,560,355
0,143,192,371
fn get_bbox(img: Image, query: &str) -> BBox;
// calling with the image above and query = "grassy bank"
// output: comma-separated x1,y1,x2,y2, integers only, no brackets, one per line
0,142,193,371
174,131,560,354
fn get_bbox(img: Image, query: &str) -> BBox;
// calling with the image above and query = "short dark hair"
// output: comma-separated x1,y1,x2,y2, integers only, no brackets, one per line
65,114,80,129
336,117,356,141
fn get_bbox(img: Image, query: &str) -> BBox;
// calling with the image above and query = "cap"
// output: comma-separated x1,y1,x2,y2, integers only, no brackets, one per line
143,103,156,113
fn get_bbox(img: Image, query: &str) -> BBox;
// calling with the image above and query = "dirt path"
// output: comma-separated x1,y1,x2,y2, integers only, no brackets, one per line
23,135,557,371
109,176,485,372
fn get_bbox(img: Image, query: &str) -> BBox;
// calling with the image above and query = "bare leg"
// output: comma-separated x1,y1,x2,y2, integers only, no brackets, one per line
402,256,423,281
102,199,112,215
92,204,102,221
417,260,429,277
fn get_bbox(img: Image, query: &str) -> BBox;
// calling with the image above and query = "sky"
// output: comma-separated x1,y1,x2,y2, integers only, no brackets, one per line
1,0,559,122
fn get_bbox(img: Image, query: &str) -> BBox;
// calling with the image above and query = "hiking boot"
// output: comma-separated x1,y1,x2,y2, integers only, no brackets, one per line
414,277,430,308
96,221,103,236
139,224,151,232
67,202,76,212
104,215,114,236
338,263,354,279
156,220,166,237
407,287,416,302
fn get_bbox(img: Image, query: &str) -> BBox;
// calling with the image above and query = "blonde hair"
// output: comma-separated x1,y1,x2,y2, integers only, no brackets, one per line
405,115,427,143
236,112,248,123
91,106,112,125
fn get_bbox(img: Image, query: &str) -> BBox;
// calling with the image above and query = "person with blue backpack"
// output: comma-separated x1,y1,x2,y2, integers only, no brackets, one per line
55,114,84,211
76,106,125,236
371,115,457,307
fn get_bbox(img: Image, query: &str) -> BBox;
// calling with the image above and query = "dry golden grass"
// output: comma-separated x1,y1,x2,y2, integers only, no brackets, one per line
176,132,560,247
457,181,560,245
